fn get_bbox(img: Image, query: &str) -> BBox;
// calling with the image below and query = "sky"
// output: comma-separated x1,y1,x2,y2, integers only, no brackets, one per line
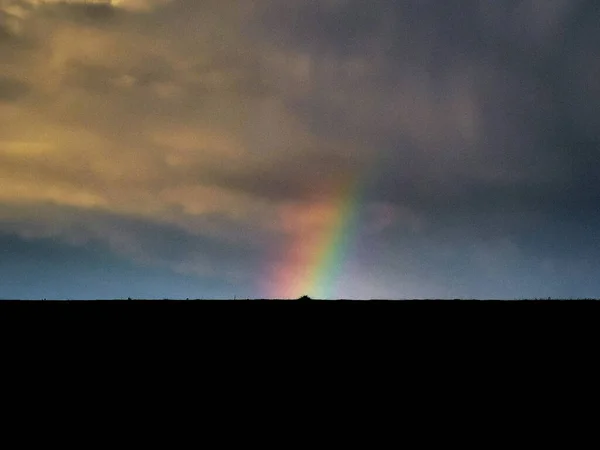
1,0,599,299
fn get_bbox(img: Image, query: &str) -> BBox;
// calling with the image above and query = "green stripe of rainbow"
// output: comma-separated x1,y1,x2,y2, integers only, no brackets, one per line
265,171,366,299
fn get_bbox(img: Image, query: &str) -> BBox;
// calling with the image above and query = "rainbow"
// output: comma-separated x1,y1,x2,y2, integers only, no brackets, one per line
265,171,366,299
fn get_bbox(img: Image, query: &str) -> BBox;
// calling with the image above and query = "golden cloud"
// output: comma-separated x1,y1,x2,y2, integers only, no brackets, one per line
2,0,468,276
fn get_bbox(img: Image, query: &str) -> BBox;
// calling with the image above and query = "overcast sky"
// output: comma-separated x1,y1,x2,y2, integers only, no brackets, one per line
1,0,599,299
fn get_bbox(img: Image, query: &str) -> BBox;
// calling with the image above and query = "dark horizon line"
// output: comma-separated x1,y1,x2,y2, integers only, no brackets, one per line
1,298,599,302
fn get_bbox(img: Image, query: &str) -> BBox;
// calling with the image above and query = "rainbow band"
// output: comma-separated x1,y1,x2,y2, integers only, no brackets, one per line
266,170,367,300
306,173,363,299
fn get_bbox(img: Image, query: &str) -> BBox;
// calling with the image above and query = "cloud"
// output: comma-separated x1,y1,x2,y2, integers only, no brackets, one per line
6,0,172,12
1,0,600,296
0,75,30,101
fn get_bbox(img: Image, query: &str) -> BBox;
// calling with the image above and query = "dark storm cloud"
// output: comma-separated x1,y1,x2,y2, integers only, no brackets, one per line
0,11,38,57
60,57,175,96
0,75,30,101
39,1,120,24
237,0,600,298
0,19,13,41
0,201,266,286
553,1,600,142
62,60,120,93
256,0,600,221
167,142,359,203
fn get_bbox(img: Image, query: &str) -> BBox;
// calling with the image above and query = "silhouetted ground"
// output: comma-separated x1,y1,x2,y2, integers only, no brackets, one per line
1,298,599,302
